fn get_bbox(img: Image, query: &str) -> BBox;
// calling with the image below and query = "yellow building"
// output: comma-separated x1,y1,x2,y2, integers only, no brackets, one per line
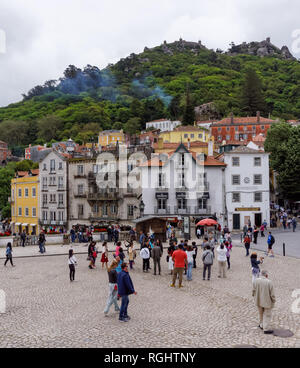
98,130,125,147
159,125,210,144
154,136,215,156
10,169,39,235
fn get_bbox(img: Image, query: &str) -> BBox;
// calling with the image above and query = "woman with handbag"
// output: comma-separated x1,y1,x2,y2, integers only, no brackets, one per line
100,242,109,270
88,241,97,269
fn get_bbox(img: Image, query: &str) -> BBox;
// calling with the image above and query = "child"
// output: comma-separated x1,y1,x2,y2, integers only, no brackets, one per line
250,253,264,283
101,242,109,270
4,242,14,267
225,241,232,269
128,243,135,270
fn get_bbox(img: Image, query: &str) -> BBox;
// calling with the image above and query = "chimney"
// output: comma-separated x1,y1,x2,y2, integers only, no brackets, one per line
257,111,260,123
230,112,234,124
208,139,214,156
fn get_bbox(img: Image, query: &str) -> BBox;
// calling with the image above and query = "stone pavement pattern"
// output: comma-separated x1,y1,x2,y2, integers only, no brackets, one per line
1,243,300,348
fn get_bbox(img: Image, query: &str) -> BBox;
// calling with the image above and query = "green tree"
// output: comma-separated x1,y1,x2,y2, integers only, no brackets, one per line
37,115,64,142
182,86,195,125
240,68,267,116
123,117,142,135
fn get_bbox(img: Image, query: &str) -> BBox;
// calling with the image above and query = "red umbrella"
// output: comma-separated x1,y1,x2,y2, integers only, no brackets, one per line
196,218,218,227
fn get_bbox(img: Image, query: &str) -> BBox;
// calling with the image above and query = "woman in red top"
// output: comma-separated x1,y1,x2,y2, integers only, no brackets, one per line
244,235,251,257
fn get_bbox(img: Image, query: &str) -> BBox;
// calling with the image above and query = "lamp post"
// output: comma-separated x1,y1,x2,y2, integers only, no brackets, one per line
139,200,145,218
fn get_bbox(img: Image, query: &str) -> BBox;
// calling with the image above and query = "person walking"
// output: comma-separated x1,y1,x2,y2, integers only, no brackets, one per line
38,231,46,254
128,242,136,270
260,224,265,237
253,225,259,244
292,216,297,232
252,270,276,334
117,262,137,322
152,241,163,275
68,249,77,282
20,230,26,247
88,241,97,269
70,227,76,243
217,244,227,278
202,245,214,280
225,241,232,270
192,241,198,268
167,243,175,275
244,234,251,257
186,245,195,281
140,243,150,272
4,242,14,267
267,232,275,257
100,242,109,270
104,259,120,316
170,244,188,288
250,253,264,283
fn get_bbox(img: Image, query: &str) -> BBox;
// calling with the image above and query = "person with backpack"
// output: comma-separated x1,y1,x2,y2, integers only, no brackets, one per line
4,242,14,267
202,245,214,281
117,262,137,322
68,249,77,282
140,243,150,272
267,232,275,257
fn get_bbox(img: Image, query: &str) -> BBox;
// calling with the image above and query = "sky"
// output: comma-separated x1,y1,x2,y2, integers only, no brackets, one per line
0,0,300,107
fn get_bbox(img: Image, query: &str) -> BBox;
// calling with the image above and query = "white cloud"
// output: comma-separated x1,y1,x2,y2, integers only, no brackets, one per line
0,0,299,107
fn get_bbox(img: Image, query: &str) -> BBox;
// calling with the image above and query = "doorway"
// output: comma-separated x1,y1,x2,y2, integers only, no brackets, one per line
255,213,262,227
233,214,240,230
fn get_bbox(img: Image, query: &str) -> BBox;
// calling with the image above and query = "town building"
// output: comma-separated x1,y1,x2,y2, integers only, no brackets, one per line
211,112,277,144
222,146,270,231
153,138,215,156
39,150,69,232
139,143,227,237
25,145,52,162
98,130,125,147
0,140,11,164
159,125,210,144
145,119,181,132
10,169,39,235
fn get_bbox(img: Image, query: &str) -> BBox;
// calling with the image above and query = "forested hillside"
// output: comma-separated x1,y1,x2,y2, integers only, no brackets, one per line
0,38,299,153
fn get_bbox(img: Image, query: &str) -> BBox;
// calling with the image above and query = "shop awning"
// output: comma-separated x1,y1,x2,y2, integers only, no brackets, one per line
30,224,36,226
15,222,21,226
22,223,28,226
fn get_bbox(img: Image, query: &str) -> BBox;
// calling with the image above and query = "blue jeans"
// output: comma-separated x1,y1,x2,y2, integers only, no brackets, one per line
119,295,129,320
104,283,119,314
187,262,193,280
39,242,45,253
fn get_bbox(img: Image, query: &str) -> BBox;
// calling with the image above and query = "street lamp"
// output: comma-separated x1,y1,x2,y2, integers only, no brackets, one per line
139,200,145,218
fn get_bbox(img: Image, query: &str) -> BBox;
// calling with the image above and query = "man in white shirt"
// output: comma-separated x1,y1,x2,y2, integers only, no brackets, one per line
217,244,227,278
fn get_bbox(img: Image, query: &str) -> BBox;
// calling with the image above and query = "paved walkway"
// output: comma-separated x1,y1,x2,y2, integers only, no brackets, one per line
1,240,300,348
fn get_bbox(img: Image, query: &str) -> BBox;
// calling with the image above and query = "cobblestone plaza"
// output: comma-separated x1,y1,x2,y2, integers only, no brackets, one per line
1,242,300,348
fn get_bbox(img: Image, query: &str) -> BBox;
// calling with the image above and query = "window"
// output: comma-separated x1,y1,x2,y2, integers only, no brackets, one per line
18,207,22,216
25,188,29,197
184,134,188,138
78,184,84,195
253,126,256,131
190,134,194,138
158,173,165,187
25,208,29,216
232,175,240,185
261,126,265,130
102,205,107,216
218,127,221,132
32,188,36,197
111,204,117,214
198,198,207,209
254,157,261,166
226,135,230,141
234,134,239,140
42,177,47,188
157,199,167,210
50,159,56,172
43,163,47,171
127,205,134,217
235,126,238,131
58,177,63,188
50,194,56,203
77,165,84,175
198,134,203,139
58,194,64,205
218,136,222,141
42,211,48,221
18,188,22,197
244,126,247,131
93,164,98,174
232,193,240,203
32,208,36,217
58,162,63,170
49,177,56,186
254,192,262,202
42,194,47,206
178,173,185,187
243,134,248,140
58,211,64,221
254,174,262,185
177,198,186,209
92,204,99,213
226,127,230,132
50,211,56,221
232,157,240,167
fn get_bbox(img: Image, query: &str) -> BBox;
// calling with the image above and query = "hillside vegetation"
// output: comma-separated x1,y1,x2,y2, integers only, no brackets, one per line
0,39,300,152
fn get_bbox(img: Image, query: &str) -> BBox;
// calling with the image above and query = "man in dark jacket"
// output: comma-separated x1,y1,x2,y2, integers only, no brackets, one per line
117,262,137,322
20,230,26,247
152,242,163,275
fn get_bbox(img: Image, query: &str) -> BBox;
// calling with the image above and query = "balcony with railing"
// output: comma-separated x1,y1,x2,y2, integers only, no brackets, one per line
74,191,87,198
175,161,189,170
197,181,210,191
87,189,120,201
154,206,171,215
174,206,191,215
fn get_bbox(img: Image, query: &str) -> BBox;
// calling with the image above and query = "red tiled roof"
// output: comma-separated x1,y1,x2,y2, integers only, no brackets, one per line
30,169,39,175
212,116,276,126
153,141,208,150
174,125,207,132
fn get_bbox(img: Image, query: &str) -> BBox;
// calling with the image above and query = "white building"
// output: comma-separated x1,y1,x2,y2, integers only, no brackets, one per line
223,146,270,231
39,150,68,230
146,119,181,132
139,144,226,226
